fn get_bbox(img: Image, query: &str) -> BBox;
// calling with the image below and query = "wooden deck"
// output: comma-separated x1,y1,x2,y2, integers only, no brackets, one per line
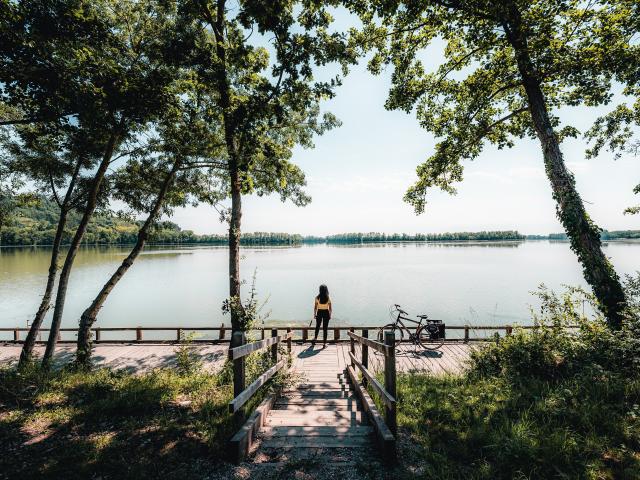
249,342,474,464
0,343,228,372
0,342,474,375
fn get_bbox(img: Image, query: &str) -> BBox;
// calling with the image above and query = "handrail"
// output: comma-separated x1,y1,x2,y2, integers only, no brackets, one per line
349,329,397,436
229,359,286,413
348,350,395,407
0,323,581,344
228,328,292,415
347,331,391,355
228,332,292,360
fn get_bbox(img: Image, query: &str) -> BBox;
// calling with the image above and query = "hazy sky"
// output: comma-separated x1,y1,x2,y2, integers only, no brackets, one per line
171,13,640,237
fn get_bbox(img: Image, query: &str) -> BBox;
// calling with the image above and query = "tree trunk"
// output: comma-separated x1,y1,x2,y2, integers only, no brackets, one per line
19,159,83,366
228,164,243,331
42,133,119,368
504,8,627,328
209,0,245,332
75,158,181,367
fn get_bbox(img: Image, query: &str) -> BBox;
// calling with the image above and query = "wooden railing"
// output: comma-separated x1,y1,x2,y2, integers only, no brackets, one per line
228,328,293,414
347,329,396,462
0,323,577,344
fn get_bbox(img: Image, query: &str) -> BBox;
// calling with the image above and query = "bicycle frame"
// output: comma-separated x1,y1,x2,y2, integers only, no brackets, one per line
393,313,424,342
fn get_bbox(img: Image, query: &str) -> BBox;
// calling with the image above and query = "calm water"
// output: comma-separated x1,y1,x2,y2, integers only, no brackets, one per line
1,241,639,340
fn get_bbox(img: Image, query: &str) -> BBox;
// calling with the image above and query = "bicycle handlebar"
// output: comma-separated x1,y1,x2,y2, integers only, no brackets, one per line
394,304,408,315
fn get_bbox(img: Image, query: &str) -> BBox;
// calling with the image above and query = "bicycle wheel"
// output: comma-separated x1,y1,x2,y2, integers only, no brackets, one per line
417,325,444,350
377,323,403,345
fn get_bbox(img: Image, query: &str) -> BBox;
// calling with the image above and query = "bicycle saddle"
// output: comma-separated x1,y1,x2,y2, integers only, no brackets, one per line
417,314,429,319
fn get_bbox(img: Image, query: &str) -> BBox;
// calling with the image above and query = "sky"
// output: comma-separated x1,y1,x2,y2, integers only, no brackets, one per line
170,11,640,237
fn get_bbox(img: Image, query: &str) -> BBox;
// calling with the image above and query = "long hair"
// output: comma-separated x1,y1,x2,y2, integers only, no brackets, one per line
317,284,329,304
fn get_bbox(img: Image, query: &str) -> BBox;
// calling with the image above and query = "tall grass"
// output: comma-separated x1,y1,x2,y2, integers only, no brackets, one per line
395,281,640,479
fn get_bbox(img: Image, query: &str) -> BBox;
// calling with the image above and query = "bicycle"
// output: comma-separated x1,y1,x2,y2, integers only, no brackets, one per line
377,304,445,351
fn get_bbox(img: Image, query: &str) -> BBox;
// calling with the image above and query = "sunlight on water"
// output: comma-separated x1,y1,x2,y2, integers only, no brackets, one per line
1,241,639,340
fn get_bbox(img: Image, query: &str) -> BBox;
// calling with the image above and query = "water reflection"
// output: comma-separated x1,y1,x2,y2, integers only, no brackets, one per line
1,241,638,336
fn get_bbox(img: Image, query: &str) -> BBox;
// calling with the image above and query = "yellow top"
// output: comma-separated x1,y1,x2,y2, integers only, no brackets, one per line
315,297,331,310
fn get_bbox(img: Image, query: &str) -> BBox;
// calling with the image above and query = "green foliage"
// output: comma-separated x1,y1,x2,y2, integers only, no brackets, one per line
222,270,270,332
0,364,236,479
325,231,525,243
395,280,640,479
351,0,617,212
175,332,204,376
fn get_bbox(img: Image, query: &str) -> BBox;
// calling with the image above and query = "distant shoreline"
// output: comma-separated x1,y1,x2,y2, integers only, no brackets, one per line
2,237,639,249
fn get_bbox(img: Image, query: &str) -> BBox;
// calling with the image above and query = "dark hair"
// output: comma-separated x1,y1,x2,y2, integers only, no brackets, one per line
317,284,329,304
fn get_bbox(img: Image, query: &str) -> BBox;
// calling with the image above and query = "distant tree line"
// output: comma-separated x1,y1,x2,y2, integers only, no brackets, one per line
323,231,526,243
5,198,640,246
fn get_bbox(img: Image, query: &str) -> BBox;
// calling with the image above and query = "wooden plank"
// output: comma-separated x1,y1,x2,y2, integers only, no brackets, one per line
275,398,360,407
347,331,390,355
265,410,363,427
230,393,276,464
281,391,357,399
261,426,373,437
229,332,293,360
349,351,396,408
229,358,286,413
346,365,396,464
260,436,370,448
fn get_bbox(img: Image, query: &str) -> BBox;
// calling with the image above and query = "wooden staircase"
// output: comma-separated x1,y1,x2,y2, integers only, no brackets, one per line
255,345,375,459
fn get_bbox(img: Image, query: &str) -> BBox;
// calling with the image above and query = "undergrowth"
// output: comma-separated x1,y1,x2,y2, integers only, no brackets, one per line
393,279,640,479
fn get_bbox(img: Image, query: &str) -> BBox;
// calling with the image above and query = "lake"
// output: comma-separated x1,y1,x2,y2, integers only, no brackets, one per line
1,241,639,341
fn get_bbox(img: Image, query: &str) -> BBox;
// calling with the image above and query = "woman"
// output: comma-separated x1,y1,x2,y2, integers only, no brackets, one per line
312,284,332,347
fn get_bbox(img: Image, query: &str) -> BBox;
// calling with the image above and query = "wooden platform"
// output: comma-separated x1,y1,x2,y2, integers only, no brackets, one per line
0,343,228,372
0,342,474,375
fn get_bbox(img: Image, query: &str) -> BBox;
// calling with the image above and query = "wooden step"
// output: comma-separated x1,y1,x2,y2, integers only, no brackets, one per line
275,398,360,407
260,436,371,448
265,410,364,427
292,382,353,390
281,391,358,399
273,405,362,413
260,426,373,437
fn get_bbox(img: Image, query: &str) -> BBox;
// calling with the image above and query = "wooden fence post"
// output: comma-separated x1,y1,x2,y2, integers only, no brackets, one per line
362,329,369,387
220,323,226,341
334,328,340,343
95,328,101,343
231,331,246,425
286,327,292,354
13,329,19,342
176,328,182,342
384,331,397,436
136,327,142,342
271,329,278,362
349,328,355,368
302,328,308,343
261,328,265,340
464,325,469,343
506,325,513,336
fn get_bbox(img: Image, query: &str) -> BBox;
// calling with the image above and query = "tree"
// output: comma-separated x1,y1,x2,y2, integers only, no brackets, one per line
179,0,354,332
1,0,182,367
582,0,640,215
351,0,628,328
3,124,89,366
75,84,224,366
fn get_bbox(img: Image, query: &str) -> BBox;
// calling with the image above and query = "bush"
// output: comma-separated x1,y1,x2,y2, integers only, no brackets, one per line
396,278,640,479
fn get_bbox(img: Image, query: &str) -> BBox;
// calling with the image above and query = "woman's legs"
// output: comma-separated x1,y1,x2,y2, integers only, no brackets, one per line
322,314,329,346
313,316,322,344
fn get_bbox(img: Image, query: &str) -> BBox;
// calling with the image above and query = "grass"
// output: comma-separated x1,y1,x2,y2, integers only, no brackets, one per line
0,347,287,480
363,284,640,479
395,371,640,479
